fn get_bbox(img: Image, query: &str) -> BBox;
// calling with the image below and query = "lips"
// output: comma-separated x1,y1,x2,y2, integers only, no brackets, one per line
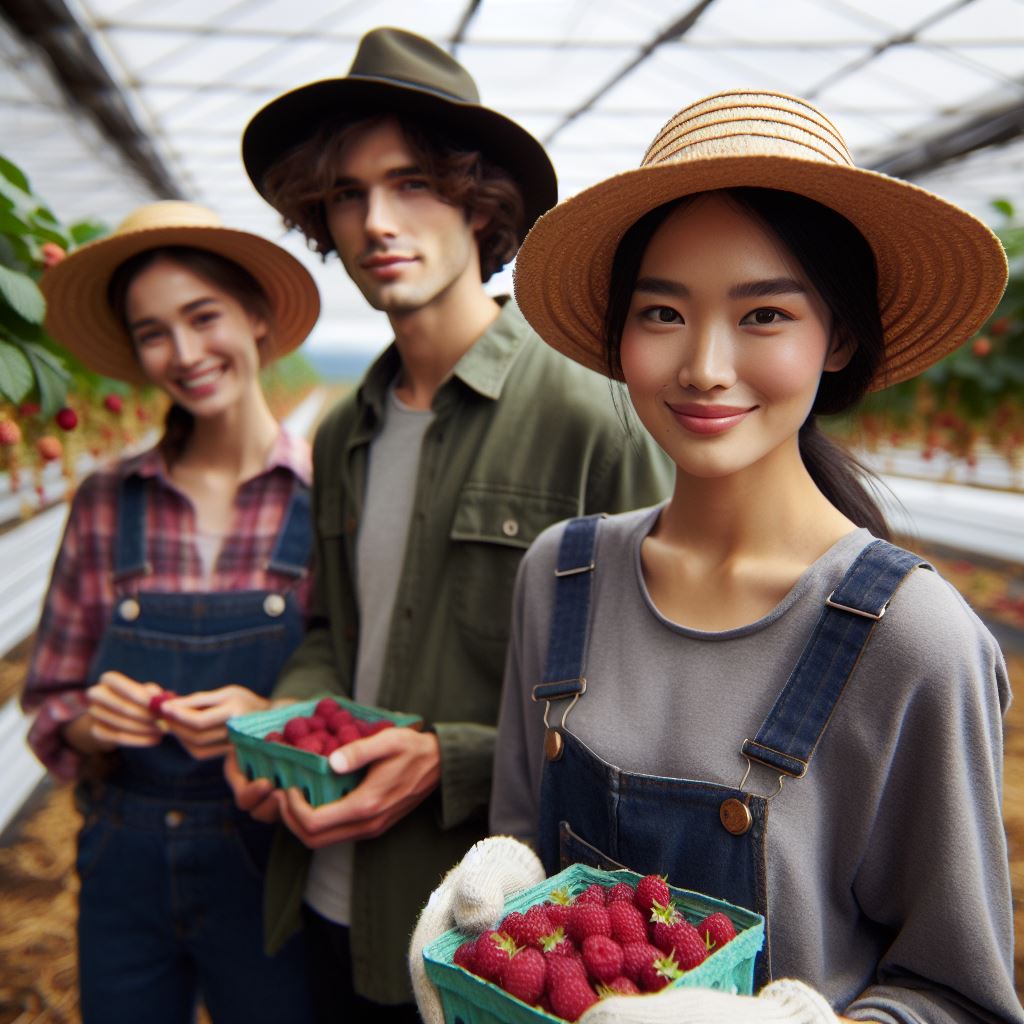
361,253,416,278
666,402,756,435
178,361,226,393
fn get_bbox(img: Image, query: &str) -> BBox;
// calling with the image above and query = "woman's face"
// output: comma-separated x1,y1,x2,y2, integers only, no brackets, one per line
619,192,848,481
125,258,267,418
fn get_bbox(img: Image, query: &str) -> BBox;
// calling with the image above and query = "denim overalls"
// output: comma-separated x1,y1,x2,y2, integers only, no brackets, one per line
535,515,924,987
75,474,314,1024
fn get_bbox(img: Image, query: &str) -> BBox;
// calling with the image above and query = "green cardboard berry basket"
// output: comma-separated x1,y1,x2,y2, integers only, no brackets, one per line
227,696,422,807
423,863,764,1024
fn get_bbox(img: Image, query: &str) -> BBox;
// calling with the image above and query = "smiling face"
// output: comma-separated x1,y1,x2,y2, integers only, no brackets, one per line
324,117,486,319
125,258,267,418
619,191,850,481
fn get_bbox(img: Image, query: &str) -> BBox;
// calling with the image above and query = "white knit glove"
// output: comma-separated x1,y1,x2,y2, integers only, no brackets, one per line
578,978,839,1024
409,836,545,1024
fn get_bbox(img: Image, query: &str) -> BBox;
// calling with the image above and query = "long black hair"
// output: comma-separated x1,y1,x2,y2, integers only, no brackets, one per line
604,187,890,539
108,246,273,464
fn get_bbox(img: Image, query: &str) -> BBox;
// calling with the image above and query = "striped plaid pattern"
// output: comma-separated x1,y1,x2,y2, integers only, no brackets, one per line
22,430,312,779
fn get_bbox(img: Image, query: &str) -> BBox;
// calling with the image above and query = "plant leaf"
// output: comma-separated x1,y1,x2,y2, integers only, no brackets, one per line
0,263,45,324
0,155,31,194
0,337,34,402
22,340,70,416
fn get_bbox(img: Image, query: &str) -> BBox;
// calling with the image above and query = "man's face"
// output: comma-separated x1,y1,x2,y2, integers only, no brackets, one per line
324,118,483,317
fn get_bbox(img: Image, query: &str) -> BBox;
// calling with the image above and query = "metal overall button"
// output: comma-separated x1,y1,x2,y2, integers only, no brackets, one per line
263,593,286,617
164,809,185,828
501,518,519,539
719,797,753,836
118,598,141,622
545,728,564,761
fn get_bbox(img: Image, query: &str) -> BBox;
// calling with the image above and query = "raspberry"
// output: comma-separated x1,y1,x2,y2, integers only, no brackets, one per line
548,971,598,1021
658,919,708,971
453,938,477,972
283,717,312,743
40,242,65,268
649,900,683,951
606,881,635,904
0,420,21,446
36,436,62,462
472,930,517,983
599,975,640,995
359,718,394,736
620,941,661,983
638,949,682,991
500,946,546,1005
574,883,608,906
327,709,354,734
264,731,285,743
544,902,572,930
314,698,339,719
698,911,736,952
634,874,670,916
538,926,574,957
55,407,78,431
148,691,173,716
499,911,527,947
567,903,610,945
308,714,330,732
581,934,624,984
336,724,360,745
544,952,588,988
294,733,328,754
608,900,648,945
102,394,124,414
517,904,553,949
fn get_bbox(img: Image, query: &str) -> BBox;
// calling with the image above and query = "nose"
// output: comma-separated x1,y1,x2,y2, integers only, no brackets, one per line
363,186,398,242
169,326,203,366
677,319,737,392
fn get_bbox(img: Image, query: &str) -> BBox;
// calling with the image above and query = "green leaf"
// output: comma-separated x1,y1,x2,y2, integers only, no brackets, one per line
991,198,1015,219
70,219,108,246
0,263,45,324
0,337,34,402
0,230,32,272
22,340,70,416
0,155,31,194
0,172,41,220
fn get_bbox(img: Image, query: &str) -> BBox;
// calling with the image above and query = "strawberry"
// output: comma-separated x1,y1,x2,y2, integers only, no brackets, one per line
574,883,608,906
473,930,518,983
452,938,477,972
698,911,736,952
500,946,546,1005
518,904,554,949
620,941,662,983
567,903,610,945
283,716,312,743
638,949,683,991
606,881,636,905
581,934,624,984
658,918,708,971
634,874,671,916
548,972,598,1021
608,900,648,946
598,975,640,996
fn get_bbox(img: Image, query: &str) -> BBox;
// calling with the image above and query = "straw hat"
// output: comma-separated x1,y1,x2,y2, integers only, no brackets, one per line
41,201,321,385
513,89,1008,390
242,26,557,241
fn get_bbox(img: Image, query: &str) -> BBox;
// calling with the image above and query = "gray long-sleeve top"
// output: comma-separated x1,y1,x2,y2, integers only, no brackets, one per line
491,506,1022,1023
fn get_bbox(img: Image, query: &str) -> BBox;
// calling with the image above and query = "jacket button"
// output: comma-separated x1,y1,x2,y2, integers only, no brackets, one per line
263,594,286,617
501,518,519,538
164,810,184,828
118,598,140,622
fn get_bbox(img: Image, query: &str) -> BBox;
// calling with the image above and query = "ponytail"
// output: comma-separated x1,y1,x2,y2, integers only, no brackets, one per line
159,403,195,466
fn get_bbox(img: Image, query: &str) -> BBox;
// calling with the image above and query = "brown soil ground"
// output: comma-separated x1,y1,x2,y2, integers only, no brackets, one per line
1,524,1022,1018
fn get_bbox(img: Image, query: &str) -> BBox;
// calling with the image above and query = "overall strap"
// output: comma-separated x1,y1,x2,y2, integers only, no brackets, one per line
112,475,150,582
533,515,603,704
266,482,312,578
742,539,929,779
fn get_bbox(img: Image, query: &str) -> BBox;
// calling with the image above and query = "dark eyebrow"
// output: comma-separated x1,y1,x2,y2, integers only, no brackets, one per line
633,276,689,299
128,297,218,332
728,277,806,299
331,165,424,189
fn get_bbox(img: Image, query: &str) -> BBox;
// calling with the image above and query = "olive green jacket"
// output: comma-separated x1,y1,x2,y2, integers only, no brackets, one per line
264,300,672,1002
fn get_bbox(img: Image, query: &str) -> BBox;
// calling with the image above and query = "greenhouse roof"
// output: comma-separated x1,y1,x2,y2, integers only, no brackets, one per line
3,0,1023,354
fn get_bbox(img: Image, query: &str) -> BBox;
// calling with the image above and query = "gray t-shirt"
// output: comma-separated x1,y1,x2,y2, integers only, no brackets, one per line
492,505,1020,1023
306,385,434,925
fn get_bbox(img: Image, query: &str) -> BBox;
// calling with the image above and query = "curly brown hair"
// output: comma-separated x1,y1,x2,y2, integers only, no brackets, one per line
261,114,525,283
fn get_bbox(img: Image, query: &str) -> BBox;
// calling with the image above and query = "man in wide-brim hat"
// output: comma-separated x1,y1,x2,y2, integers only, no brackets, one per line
227,25,671,1020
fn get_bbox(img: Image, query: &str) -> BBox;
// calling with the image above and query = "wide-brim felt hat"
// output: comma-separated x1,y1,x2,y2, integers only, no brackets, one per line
41,201,321,386
513,89,1008,390
242,25,558,241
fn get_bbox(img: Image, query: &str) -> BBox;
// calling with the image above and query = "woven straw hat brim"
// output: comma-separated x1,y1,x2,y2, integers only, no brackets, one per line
42,224,320,386
513,154,1008,391
242,78,558,240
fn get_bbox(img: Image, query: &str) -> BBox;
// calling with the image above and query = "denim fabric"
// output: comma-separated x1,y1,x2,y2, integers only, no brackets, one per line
76,476,313,1023
536,520,922,991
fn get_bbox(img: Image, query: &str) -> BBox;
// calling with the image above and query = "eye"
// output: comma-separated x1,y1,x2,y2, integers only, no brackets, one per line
193,311,220,327
640,305,683,325
328,186,363,205
133,328,165,347
399,178,431,193
740,308,791,326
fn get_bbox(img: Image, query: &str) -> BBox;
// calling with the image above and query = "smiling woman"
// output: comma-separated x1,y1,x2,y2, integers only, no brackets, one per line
20,201,322,1024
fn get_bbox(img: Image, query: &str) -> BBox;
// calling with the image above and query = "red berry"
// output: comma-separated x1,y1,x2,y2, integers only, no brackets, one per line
472,930,517,983
518,904,554,949
359,718,394,736
574,883,608,906
606,882,635,904
972,336,992,357
500,946,546,1005
264,731,285,743
36,436,62,462
283,717,313,743
638,950,682,991
621,941,661,983
40,242,65,268
499,911,527,947
0,420,21,446
698,911,736,952
538,926,574,957
567,904,610,945
308,714,330,731
102,394,124,413
55,407,78,431
658,919,707,971
602,975,640,995
634,874,670,916
548,972,598,1021
544,953,588,988
294,733,328,754
544,902,572,930
608,900,648,946
453,938,477,972
335,724,360,746
327,709,354,734
148,691,173,716
18,402,40,417
581,934,624,984
314,698,339,719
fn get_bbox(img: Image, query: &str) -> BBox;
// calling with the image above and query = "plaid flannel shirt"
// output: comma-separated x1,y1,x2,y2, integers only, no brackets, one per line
21,429,312,780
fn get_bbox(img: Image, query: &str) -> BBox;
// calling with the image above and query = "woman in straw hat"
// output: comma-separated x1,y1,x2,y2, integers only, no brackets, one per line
409,92,1021,1022
21,201,319,1023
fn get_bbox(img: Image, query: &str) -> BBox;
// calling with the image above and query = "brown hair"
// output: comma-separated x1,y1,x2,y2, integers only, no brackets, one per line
107,246,274,462
261,114,525,283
